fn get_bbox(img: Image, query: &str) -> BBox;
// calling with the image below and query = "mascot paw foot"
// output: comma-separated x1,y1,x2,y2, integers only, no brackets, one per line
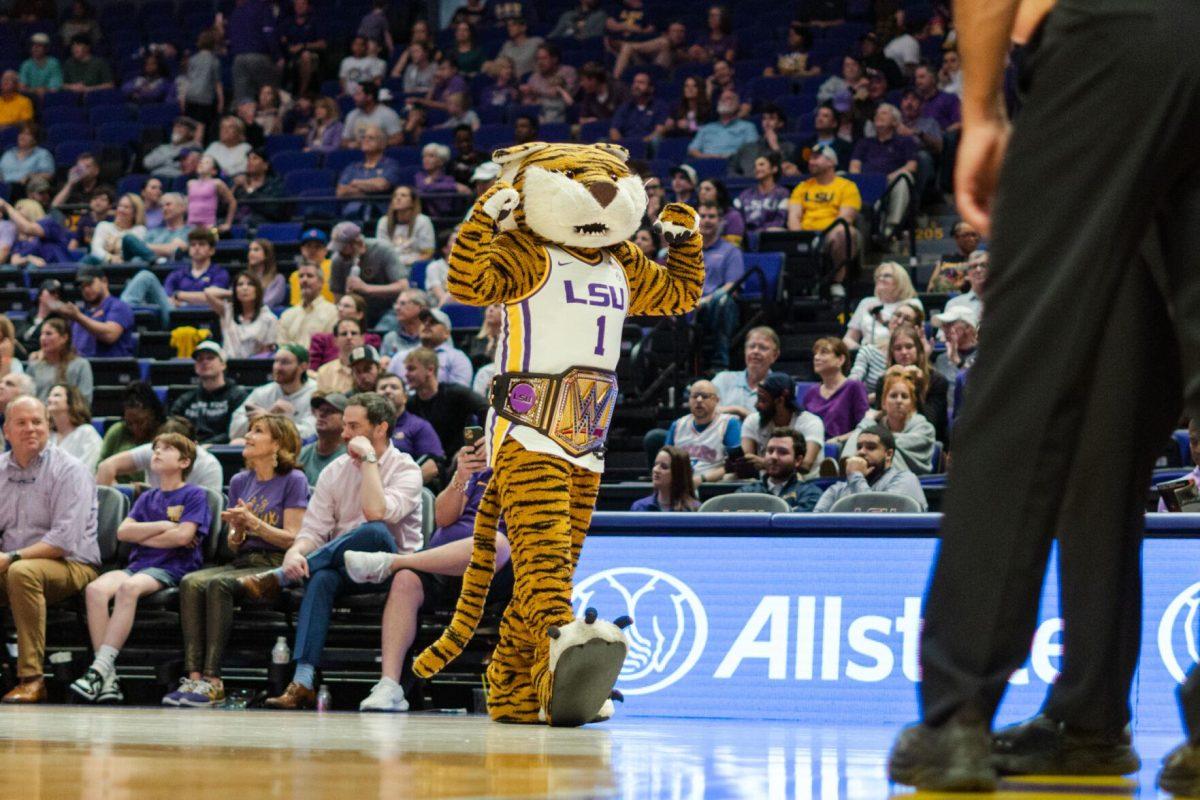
655,203,699,247
481,183,520,223
544,610,630,727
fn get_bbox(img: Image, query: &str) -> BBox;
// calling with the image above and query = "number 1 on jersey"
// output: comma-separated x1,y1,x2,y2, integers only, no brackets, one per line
593,315,606,356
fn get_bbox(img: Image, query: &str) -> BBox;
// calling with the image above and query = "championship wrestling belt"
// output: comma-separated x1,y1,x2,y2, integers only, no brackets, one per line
489,367,618,458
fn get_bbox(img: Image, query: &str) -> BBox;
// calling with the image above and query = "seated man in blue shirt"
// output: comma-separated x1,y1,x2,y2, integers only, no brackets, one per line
696,200,744,370
336,124,402,221
735,428,823,512
688,89,758,160
341,438,512,712
51,265,136,358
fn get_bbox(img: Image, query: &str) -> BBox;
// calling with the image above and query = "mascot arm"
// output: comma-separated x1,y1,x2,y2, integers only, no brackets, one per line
446,182,550,306
616,203,705,317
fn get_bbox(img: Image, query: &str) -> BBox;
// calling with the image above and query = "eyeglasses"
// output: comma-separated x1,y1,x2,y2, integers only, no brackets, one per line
690,392,715,400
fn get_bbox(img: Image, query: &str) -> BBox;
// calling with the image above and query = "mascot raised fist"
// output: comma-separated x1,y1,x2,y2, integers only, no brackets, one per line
411,142,705,726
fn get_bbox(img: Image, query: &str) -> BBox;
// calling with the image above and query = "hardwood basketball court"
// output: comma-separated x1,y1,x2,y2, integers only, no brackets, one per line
0,706,1180,798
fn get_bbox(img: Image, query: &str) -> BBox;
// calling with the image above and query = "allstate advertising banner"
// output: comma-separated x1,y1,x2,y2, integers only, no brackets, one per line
572,528,1200,734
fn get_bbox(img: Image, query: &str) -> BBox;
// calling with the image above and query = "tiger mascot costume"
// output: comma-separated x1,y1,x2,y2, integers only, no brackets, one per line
411,142,705,726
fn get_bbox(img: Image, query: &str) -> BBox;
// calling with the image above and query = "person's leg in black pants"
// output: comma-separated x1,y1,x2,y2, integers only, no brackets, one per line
890,0,1200,789
988,254,1181,774
1146,171,1200,795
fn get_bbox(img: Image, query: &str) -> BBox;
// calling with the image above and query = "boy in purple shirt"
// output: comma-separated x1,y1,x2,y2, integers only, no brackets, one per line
71,433,211,704
120,228,230,327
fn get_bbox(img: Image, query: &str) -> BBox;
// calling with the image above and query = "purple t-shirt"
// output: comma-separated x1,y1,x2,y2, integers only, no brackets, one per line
919,90,961,131
735,185,790,232
427,468,507,549
12,216,71,263
432,73,469,103
415,170,461,218
851,134,920,175
701,237,745,296
802,379,870,439
227,468,310,553
164,263,231,297
125,483,211,581
73,294,136,358
392,410,446,460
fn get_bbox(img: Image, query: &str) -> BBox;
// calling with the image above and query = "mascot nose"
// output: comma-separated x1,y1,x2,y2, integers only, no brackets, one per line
588,181,618,208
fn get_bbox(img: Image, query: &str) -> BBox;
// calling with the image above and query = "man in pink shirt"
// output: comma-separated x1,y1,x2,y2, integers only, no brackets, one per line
238,392,422,709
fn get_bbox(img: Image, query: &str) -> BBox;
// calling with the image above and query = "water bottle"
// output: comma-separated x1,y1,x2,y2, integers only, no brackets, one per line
269,636,290,696
316,684,332,713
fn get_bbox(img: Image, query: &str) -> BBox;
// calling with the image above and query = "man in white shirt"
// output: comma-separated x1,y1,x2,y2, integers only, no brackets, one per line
342,82,403,147
339,35,386,95
238,392,422,709
883,23,921,76
229,345,317,441
943,249,987,320
277,262,338,349
741,372,825,476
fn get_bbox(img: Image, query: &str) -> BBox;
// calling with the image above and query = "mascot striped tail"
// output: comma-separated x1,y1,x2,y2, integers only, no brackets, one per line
412,480,502,678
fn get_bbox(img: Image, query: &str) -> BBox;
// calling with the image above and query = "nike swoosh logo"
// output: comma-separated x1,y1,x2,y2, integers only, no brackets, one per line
556,261,572,266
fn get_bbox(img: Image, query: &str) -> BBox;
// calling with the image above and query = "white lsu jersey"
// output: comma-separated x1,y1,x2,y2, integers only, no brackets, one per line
486,244,630,473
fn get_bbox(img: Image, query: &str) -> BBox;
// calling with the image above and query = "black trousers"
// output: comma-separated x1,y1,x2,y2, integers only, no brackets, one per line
919,0,1200,735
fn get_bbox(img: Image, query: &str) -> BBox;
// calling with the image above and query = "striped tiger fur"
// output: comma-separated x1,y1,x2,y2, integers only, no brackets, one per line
412,142,704,723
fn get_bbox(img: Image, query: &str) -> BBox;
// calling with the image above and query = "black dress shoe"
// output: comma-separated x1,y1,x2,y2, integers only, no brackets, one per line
888,719,997,791
992,714,1140,776
1158,741,1200,796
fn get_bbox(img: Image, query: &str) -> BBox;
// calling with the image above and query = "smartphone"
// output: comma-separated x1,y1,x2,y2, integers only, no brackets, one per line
463,426,485,448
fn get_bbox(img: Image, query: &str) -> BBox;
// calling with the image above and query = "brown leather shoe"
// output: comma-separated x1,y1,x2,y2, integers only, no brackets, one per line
237,571,282,604
2,678,46,704
265,682,316,710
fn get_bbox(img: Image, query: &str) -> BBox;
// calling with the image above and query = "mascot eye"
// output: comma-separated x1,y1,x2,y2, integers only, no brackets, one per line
609,172,618,181
564,169,577,179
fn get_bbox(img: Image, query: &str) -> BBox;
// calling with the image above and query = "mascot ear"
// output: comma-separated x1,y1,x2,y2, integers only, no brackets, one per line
593,143,630,163
492,142,551,167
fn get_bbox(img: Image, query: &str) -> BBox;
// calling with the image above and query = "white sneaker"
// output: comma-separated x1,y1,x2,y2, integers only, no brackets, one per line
344,551,395,584
359,679,409,712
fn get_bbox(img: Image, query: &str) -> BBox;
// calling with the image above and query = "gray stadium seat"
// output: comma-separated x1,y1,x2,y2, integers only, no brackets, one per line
95,485,130,566
699,493,791,513
828,492,923,513
421,487,436,547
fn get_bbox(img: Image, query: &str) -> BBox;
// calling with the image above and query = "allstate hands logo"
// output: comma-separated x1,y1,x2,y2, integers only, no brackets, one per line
573,568,707,696
1158,580,1200,682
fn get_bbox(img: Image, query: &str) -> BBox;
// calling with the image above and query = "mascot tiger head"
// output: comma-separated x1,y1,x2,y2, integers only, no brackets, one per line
490,142,647,248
